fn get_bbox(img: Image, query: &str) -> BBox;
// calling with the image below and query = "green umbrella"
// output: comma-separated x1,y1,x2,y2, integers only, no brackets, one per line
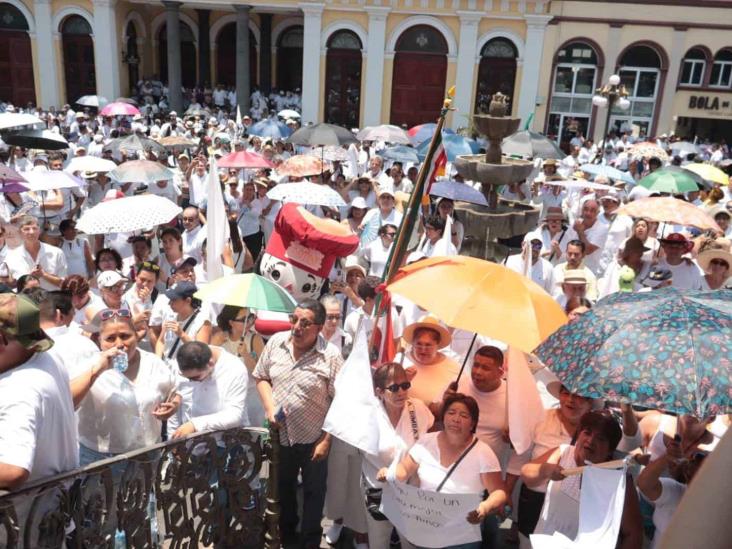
637,168,699,194
193,273,297,313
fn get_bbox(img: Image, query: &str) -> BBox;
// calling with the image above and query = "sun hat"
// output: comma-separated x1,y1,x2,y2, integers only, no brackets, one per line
0,293,53,352
97,271,128,289
659,232,693,253
544,370,604,410
562,270,587,285
342,256,366,277
543,206,565,221
377,182,395,198
349,196,368,210
403,315,452,349
698,248,732,273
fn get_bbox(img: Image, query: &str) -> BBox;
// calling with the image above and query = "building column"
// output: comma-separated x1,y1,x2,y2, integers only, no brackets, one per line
92,0,121,101
452,11,482,130
593,24,623,142
197,9,211,86
259,13,272,95
163,1,183,113
657,28,686,136
299,2,324,124
362,6,390,127
33,0,60,107
517,14,552,129
235,5,251,116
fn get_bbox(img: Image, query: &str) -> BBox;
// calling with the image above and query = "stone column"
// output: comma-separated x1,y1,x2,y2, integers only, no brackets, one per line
196,9,211,86
163,1,183,113
299,2,324,124
517,14,552,129
452,11,482,130
259,13,272,95
33,0,60,107
235,5,251,115
93,0,121,101
362,6,390,127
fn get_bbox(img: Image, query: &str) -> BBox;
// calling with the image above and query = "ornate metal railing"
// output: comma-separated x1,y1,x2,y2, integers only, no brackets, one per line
0,427,280,548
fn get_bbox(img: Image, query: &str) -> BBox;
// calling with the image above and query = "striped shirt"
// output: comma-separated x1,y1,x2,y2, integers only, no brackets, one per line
253,331,342,446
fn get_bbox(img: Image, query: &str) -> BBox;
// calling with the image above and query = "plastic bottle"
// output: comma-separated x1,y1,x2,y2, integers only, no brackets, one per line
113,352,128,373
164,328,176,345
114,529,126,549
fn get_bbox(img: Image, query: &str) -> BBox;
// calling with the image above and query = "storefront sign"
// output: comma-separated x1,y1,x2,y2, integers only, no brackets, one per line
686,94,732,118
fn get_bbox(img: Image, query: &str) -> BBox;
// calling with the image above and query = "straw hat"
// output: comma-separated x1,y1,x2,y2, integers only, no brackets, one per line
562,269,587,285
543,206,565,221
403,315,451,348
698,248,732,273
544,371,604,410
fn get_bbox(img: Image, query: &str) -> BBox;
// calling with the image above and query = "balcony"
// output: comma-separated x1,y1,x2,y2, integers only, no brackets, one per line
0,427,280,548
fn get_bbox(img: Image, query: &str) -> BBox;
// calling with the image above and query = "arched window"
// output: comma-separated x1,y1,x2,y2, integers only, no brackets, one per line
276,26,303,92
0,2,35,105
0,3,29,30
710,49,732,89
680,48,706,86
475,38,518,114
546,41,599,150
395,25,448,54
324,30,363,128
612,45,662,138
62,15,92,35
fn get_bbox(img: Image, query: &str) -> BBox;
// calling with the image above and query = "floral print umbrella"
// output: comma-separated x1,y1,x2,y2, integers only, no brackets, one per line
535,289,732,418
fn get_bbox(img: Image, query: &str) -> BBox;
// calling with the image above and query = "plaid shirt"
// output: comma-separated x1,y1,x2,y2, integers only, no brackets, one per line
253,331,342,446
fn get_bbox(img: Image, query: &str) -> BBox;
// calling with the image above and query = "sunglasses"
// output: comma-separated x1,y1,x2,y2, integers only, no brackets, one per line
383,232,397,238
139,261,160,271
99,308,132,321
326,314,342,321
385,381,411,393
289,315,317,329
710,259,729,268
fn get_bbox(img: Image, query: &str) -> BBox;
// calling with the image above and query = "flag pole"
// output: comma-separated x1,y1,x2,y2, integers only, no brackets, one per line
369,86,455,362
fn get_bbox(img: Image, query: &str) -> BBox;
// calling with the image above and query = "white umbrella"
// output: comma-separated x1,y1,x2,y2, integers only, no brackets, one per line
76,95,109,108
307,145,349,162
356,124,410,145
267,182,346,207
65,156,117,174
23,170,83,192
77,194,182,234
0,113,43,132
277,109,301,119
108,160,174,184
545,178,615,191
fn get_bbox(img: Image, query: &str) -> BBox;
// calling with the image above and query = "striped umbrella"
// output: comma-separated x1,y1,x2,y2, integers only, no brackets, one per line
193,273,297,313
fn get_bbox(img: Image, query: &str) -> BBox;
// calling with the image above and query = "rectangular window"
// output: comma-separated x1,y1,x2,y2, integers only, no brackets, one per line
711,62,732,88
680,59,705,86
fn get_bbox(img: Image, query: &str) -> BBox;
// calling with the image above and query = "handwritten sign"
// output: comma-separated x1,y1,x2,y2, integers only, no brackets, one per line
380,482,481,548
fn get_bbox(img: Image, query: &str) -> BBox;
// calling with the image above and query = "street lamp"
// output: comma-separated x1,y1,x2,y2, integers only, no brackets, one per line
592,74,630,162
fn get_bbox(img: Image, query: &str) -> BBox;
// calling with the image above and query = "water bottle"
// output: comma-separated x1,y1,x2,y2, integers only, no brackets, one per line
164,328,176,345
112,352,128,373
114,529,126,549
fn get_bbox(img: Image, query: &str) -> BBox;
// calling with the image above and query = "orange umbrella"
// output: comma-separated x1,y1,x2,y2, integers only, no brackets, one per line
618,196,721,232
277,155,330,177
387,256,567,353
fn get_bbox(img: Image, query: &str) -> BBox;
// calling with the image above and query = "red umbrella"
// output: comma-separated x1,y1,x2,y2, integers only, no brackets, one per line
100,102,141,117
218,151,274,169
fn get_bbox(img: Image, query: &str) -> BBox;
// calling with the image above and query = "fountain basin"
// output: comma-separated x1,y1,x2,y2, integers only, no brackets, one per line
453,155,535,187
472,115,521,140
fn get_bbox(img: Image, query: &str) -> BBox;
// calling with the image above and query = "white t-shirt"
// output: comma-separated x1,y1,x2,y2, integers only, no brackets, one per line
650,478,686,549
69,349,176,454
74,291,106,326
182,225,206,263
504,254,555,294
46,325,100,376
359,238,392,277
362,207,403,229
0,352,79,481
5,242,68,290
564,221,610,275
188,172,209,206
169,347,250,434
158,306,211,361
657,259,704,290
362,398,434,487
409,431,501,494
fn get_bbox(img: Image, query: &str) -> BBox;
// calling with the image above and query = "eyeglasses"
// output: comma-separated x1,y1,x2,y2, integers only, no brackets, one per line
181,216,197,222
139,261,160,272
230,316,247,323
99,308,132,321
326,314,342,321
382,232,397,238
289,314,316,329
385,381,411,393
710,259,729,268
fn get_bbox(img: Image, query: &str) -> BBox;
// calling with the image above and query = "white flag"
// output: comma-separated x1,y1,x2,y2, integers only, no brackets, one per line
433,214,457,256
506,347,546,455
206,155,229,281
236,105,242,130
323,328,381,455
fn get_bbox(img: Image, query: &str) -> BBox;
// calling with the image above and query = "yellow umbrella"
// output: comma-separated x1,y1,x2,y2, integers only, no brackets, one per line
387,256,567,353
684,163,729,186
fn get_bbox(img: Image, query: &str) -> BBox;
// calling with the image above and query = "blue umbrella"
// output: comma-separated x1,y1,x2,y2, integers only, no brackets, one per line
417,133,480,162
248,119,292,140
382,145,419,164
407,123,455,147
580,164,635,185
429,180,488,206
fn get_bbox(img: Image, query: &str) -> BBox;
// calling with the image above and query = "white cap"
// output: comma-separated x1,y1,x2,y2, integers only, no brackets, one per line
97,270,128,288
377,181,395,198
350,196,367,209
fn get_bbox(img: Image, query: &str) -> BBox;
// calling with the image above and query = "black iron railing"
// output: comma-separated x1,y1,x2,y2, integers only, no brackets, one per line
0,427,280,548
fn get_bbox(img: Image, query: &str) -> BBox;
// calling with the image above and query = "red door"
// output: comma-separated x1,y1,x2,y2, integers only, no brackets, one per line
390,52,447,127
0,30,35,106
62,34,96,102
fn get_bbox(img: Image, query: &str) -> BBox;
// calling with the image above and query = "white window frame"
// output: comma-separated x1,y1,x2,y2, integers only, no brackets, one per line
680,58,705,86
710,59,732,88
612,66,659,133
548,62,597,142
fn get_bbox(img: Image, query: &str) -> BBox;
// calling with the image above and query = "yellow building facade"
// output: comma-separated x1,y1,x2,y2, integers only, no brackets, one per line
0,0,730,141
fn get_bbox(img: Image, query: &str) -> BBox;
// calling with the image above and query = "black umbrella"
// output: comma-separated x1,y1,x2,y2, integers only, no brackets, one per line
287,123,358,147
3,129,69,150
501,130,564,160
104,134,167,156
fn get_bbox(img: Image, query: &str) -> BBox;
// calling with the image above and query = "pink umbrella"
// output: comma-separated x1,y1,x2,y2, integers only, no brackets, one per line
218,151,274,169
100,102,141,117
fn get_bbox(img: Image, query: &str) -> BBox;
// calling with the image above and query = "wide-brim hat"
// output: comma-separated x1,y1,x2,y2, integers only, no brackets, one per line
0,293,54,352
698,248,732,273
545,372,604,410
659,232,693,253
403,315,451,349
543,206,565,221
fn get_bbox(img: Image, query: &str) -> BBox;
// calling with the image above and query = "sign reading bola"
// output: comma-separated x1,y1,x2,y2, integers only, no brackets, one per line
688,94,732,117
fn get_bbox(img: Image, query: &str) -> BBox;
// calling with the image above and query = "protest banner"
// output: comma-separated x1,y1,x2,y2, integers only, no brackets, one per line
380,481,481,548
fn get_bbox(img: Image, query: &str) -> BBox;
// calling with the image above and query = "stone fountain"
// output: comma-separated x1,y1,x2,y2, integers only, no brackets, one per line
453,93,540,260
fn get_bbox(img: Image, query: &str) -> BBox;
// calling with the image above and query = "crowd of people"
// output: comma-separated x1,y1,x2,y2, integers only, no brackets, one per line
0,90,731,549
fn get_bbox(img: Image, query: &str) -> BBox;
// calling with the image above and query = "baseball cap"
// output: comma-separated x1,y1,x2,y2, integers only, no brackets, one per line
164,281,198,300
349,196,367,209
0,293,54,352
170,256,197,275
97,271,128,288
